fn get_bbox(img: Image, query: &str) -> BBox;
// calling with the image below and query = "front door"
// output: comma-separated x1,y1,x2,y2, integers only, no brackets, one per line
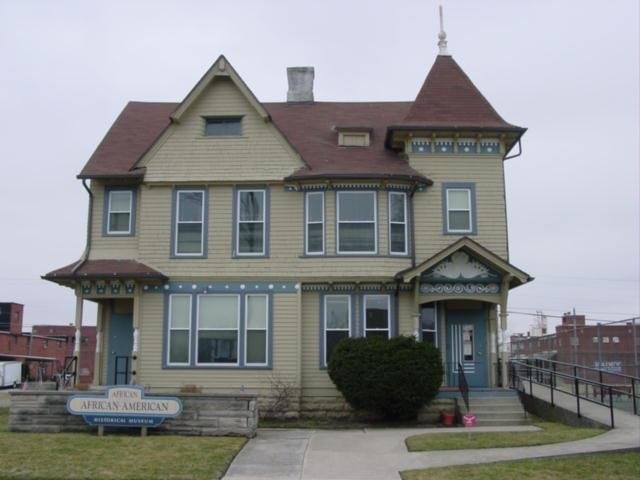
107,313,133,385
447,309,488,387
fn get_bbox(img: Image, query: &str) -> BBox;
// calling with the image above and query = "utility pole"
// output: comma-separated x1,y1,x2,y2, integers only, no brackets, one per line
633,317,639,378
596,322,602,369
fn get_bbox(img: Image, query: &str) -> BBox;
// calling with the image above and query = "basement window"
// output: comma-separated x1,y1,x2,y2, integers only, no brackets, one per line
204,117,243,136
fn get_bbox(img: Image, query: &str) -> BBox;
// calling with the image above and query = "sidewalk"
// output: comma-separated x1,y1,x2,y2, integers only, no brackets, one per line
224,388,640,480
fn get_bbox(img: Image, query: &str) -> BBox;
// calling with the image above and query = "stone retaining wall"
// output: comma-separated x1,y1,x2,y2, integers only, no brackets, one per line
8,390,257,437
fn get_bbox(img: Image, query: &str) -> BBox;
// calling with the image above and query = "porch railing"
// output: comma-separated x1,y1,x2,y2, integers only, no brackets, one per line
457,362,470,412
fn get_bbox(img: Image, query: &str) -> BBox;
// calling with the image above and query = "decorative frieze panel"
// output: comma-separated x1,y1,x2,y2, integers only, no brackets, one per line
142,281,299,294
410,137,502,156
301,282,413,292
434,138,454,154
479,139,500,154
421,251,501,283
420,283,500,295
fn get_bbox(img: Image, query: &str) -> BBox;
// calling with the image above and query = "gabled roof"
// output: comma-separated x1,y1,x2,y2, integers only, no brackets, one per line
43,259,167,282
398,55,524,131
397,237,532,288
78,102,176,179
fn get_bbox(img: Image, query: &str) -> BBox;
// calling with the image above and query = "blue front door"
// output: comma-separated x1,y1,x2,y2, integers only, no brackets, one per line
107,313,133,385
447,309,488,387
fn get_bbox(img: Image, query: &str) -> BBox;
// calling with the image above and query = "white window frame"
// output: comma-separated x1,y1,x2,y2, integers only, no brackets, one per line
305,191,325,255
421,303,438,346
107,190,133,235
324,295,352,367
336,191,378,254
244,294,269,367
388,192,408,255
167,294,192,366
195,294,240,367
174,189,205,256
363,294,391,338
446,188,472,234
236,189,266,256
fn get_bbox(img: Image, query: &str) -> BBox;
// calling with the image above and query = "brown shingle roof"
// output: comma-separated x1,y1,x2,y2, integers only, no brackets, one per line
400,55,523,130
43,259,167,281
77,102,176,179
263,101,429,183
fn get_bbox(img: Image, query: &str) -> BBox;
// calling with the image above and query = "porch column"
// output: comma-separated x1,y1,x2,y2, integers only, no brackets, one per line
412,279,421,338
499,275,512,388
73,294,83,385
92,303,103,386
131,288,141,384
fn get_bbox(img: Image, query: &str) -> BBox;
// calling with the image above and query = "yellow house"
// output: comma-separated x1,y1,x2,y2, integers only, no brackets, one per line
44,30,532,417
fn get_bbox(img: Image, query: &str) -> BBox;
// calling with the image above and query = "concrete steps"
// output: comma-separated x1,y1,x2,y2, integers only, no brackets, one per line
464,391,529,426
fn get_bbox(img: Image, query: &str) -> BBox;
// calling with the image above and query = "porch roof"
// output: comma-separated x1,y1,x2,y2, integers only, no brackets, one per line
396,237,532,288
42,259,167,283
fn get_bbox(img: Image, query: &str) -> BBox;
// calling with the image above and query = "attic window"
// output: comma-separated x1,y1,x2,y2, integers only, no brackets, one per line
204,117,243,136
335,127,372,147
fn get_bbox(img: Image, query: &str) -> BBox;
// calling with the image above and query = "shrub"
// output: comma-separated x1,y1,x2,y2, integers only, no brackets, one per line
327,335,443,420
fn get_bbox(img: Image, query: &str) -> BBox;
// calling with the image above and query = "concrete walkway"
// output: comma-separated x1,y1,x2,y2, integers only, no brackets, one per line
224,387,640,480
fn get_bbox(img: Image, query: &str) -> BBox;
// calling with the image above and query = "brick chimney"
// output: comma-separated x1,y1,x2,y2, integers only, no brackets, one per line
562,312,585,327
0,302,24,334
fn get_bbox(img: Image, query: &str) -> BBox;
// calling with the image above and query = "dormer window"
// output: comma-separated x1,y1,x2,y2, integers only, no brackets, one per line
335,126,371,147
204,116,243,136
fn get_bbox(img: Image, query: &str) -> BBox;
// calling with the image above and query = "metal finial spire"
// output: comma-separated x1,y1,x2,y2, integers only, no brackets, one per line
438,5,449,55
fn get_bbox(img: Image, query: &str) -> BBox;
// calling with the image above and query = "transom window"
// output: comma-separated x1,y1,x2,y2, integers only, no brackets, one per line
204,117,242,136
237,189,266,256
245,294,268,366
305,192,324,255
420,304,438,346
324,295,351,366
175,190,205,256
107,190,133,234
446,188,472,233
388,192,407,255
167,295,191,365
337,191,377,254
197,295,240,366
364,295,390,339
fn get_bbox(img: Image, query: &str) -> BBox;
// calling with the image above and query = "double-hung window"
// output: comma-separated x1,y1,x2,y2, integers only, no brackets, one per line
237,189,266,256
167,294,191,365
337,191,377,254
305,192,324,254
364,295,390,339
197,295,240,365
106,189,133,235
445,188,472,233
245,294,268,366
175,190,205,256
324,295,351,366
388,192,407,255
420,303,437,345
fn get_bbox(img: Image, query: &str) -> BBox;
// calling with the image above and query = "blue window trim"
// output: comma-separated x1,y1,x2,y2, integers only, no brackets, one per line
360,293,397,338
387,190,411,257
102,186,137,237
335,190,379,255
319,292,358,369
162,291,273,370
442,182,477,235
170,186,209,258
232,185,270,258
304,191,325,255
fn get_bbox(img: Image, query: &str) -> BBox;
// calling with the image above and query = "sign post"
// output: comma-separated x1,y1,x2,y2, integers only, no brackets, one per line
67,386,182,435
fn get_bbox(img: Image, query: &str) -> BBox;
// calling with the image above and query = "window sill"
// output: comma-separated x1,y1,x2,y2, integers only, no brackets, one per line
163,364,272,370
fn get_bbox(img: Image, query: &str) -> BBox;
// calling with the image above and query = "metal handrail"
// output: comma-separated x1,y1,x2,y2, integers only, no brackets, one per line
457,362,470,412
510,359,639,428
527,357,640,382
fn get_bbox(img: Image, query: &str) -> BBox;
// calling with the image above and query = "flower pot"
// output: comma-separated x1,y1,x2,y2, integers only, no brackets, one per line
440,411,455,426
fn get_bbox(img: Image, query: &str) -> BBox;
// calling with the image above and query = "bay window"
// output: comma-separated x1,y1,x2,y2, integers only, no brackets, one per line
337,191,377,254
167,294,191,365
245,294,268,366
388,192,407,254
324,295,351,366
364,295,390,339
305,191,324,254
197,295,240,365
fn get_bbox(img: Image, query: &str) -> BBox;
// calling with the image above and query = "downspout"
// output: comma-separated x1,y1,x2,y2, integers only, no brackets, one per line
409,183,418,268
71,179,93,273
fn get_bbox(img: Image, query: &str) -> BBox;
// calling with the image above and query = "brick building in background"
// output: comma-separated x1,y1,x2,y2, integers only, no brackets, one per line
0,302,96,384
510,312,639,378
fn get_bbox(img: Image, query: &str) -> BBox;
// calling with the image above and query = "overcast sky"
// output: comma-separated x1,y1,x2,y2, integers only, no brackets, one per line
0,0,638,336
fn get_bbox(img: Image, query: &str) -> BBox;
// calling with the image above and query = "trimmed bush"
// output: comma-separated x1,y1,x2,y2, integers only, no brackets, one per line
327,335,443,420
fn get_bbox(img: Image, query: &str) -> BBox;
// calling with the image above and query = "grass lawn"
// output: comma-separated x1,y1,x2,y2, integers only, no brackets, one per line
405,418,605,451
0,408,246,480
401,452,640,480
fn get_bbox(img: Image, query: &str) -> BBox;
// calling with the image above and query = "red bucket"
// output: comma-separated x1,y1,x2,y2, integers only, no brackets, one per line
441,411,455,426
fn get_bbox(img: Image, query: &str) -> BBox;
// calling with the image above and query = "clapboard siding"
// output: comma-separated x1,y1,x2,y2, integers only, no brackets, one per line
136,292,300,393
409,155,508,260
143,77,302,182
135,185,412,278
88,180,139,260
